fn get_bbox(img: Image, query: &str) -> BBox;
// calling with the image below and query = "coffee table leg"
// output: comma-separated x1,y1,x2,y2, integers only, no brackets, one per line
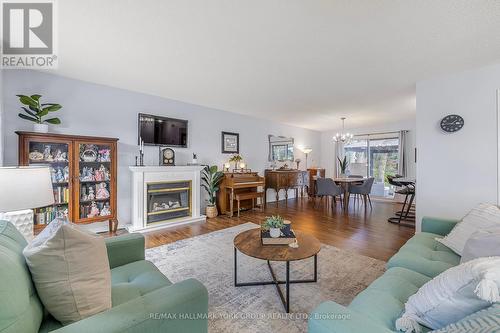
313,254,318,282
234,247,237,286
286,261,290,313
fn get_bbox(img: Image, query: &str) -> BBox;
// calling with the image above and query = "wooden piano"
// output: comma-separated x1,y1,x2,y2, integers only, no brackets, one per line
216,172,265,217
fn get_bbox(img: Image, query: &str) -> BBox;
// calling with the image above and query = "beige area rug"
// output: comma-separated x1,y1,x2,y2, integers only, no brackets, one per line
146,223,385,333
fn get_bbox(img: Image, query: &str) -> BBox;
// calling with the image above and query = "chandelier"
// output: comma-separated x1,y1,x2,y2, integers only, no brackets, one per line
333,117,353,144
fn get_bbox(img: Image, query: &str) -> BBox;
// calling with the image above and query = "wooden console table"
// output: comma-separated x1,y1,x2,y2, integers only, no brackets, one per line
264,169,309,202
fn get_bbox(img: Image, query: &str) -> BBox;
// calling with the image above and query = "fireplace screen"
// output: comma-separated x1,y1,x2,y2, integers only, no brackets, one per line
146,181,191,224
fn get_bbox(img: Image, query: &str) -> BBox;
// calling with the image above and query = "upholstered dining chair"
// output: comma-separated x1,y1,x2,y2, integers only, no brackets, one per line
348,177,375,208
315,178,343,208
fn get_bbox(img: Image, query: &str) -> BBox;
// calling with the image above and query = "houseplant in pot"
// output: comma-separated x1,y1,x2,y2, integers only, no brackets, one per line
201,165,224,218
337,156,349,177
263,215,285,238
16,94,62,133
229,154,243,171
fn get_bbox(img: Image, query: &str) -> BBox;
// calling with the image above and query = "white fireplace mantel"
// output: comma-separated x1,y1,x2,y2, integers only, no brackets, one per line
128,165,206,232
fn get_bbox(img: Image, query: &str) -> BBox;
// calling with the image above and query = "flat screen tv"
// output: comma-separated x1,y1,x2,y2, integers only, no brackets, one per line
138,113,188,147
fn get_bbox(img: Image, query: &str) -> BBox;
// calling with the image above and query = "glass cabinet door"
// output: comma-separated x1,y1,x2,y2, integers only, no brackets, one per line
27,139,72,226
75,141,113,222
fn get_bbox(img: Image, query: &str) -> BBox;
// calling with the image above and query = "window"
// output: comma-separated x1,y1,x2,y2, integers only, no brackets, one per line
344,133,400,198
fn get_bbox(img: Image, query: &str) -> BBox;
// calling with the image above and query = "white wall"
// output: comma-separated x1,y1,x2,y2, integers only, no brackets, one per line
2,70,321,226
416,63,500,230
320,119,416,179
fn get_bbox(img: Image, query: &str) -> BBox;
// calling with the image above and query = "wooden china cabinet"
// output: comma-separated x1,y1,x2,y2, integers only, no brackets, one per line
16,132,119,233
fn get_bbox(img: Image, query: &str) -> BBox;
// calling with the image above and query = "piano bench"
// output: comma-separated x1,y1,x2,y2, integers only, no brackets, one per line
234,192,265,217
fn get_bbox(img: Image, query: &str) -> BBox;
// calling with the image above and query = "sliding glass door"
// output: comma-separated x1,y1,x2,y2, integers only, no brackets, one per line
344,134,400,198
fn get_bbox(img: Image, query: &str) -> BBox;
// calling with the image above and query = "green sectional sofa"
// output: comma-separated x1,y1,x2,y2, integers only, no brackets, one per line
0,220,208,333
308,216,497,333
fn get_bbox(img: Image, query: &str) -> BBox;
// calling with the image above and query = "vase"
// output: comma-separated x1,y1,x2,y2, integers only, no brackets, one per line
269,228,281,238
33,123,48,133
339,172,346,178
206,205,218,218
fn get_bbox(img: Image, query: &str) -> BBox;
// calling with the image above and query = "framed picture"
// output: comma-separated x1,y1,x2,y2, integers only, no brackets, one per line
221,131,239,153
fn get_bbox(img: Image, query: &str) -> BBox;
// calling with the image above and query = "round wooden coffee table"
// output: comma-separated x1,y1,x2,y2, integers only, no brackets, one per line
233,228,321,313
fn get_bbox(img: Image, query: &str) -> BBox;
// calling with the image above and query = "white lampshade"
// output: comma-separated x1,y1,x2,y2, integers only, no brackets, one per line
0,166,54,212
301,147,313,154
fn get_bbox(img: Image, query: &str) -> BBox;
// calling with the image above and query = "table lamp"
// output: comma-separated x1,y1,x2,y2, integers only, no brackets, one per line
0,167,55,238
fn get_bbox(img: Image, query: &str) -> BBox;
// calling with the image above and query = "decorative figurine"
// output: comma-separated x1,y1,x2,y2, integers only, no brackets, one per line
80,167,95,181
100,203,111,216
96,182,109,199
43,145,53,161
50,167,57,183
63,166,70,182
87,187,95,200
88,201,100,217
29,150,44,161
55,168,64,183
98,149,111,162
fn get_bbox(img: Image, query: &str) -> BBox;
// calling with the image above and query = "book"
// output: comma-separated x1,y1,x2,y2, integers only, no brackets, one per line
261,230,296,245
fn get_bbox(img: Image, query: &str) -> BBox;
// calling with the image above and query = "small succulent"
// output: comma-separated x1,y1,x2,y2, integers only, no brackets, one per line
263,215,285,230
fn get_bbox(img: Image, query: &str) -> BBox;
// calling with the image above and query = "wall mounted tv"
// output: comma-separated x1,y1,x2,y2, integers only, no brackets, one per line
138,113,188,147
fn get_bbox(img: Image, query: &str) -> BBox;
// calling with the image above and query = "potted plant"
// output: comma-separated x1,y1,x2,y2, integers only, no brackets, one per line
201,165,224,218
229,154,243,170
16,94,62,133
263,215,285,238
338,156,349,177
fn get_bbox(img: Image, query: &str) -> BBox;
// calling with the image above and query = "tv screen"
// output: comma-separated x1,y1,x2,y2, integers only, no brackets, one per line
138,113,188,147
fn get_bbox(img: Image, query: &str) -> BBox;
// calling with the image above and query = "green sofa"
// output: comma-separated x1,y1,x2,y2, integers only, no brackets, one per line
0,220,208,333
308,216,497,333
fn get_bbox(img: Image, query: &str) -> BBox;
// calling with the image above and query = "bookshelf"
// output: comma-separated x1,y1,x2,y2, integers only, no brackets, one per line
17,132,119,232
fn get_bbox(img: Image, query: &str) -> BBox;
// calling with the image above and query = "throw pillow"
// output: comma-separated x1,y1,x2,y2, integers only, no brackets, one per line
436,203,500,255
429,303,500,333
395,256,500,333
23,218,111,325
461,227,500,263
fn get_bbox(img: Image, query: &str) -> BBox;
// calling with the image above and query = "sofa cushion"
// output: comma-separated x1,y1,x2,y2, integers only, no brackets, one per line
430,303,500,332
111,260,172,306
437,203,500,255
0,220,43,333
396,256,500,332
23,220,112,325
387,232,460,278
349,267,432,331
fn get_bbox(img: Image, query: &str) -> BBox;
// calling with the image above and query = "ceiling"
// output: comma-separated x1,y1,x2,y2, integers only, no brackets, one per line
52,0,500,131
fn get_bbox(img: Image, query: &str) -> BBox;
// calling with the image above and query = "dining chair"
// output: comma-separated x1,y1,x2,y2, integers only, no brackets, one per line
315,178,343,208
348,177,375,208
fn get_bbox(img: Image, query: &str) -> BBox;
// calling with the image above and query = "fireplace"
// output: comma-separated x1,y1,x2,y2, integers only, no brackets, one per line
146,181,191,224
129,166,205,232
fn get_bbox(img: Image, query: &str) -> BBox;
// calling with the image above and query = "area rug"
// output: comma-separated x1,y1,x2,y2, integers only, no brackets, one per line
145,223,385,333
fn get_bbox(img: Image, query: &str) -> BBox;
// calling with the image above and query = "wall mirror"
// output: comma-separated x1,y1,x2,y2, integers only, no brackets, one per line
268,135,294,162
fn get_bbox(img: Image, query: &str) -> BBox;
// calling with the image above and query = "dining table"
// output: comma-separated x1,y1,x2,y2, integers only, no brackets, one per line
333,177,367,211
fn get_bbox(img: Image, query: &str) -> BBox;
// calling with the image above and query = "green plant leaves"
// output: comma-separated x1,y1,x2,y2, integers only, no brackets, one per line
43,104,62,112
44,118,61,124
17,94,62,126
18,113,39,123
17,95,38,108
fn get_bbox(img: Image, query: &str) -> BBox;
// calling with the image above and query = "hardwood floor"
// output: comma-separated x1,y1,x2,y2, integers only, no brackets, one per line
136,198,414,262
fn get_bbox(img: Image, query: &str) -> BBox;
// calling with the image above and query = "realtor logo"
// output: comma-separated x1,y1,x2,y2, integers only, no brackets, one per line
1,0,57,68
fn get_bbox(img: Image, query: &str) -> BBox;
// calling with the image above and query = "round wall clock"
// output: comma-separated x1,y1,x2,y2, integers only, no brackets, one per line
160,147,175,166
440,114,464,133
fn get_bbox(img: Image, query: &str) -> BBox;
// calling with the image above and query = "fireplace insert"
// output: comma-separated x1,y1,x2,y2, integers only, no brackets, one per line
146,180,191,224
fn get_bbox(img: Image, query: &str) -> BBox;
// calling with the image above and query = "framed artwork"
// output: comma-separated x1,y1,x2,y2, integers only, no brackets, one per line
221,131,239,153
